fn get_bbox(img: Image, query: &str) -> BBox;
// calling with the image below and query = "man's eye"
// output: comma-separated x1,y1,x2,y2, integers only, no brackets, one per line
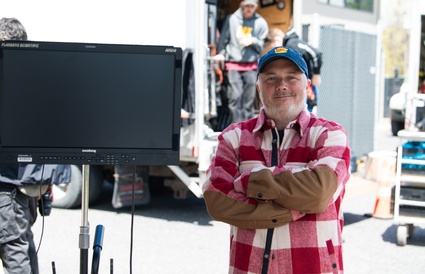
266,77,278,82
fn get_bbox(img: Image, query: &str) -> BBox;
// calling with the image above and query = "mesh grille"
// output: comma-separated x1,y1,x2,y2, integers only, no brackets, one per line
317,26,377,158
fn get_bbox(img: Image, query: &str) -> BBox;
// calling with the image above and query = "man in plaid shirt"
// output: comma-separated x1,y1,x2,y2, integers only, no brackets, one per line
203,46,351,273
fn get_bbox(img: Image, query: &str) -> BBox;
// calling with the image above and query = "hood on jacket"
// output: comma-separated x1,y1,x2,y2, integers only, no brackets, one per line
282,27,299,46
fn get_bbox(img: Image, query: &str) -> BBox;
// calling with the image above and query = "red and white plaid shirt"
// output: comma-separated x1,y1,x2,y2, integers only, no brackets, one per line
203,108,351,273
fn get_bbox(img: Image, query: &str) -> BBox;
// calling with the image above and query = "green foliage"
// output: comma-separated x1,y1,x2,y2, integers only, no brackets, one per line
382,0,408,77
382,26,408,77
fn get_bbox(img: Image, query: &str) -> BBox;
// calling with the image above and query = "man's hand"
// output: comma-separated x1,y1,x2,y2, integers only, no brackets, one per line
311,74,321,86
306,160,317,169
239,37,253,47
212,54,225,70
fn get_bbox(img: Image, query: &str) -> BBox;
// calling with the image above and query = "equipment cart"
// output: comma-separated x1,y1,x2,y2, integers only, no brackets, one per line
394,130,425,246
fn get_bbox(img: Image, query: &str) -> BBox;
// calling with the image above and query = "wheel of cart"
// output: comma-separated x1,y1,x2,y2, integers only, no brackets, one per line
396,223,415,246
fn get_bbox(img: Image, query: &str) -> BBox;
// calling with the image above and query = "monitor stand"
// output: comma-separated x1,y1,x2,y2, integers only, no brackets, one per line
79,164,90,274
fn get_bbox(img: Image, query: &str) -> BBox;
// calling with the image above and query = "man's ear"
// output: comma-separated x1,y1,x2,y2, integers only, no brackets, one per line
306,78,312,91
256,82,260,94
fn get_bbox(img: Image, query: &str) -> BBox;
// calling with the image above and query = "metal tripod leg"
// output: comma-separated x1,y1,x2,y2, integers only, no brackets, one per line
79,164,90,274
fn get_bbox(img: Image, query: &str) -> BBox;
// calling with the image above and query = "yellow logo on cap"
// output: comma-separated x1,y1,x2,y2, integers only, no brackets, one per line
274,47,288,54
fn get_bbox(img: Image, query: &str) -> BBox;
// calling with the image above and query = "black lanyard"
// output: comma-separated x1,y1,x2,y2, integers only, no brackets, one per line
261,129,281,274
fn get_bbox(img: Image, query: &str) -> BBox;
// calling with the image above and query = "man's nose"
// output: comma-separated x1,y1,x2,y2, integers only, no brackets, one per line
276,79,287,90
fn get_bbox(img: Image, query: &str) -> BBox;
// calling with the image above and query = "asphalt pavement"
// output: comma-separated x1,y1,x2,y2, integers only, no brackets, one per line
342,118,425,273
10,118,425,274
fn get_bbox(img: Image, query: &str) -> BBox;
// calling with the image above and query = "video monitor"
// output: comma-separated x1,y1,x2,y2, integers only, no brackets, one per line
0,41,182,165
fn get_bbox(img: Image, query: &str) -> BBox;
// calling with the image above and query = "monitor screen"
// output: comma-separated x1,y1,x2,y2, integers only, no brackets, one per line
0,41,182,165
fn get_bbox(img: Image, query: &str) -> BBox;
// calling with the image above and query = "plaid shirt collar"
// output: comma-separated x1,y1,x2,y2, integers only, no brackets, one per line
253,106,311,138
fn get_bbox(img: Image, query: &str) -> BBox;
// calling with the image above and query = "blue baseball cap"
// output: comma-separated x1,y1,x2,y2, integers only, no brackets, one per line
257,46,308,76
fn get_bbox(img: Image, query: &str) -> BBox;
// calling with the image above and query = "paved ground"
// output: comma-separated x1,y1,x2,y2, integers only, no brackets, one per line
343,173,425,274
342,118,425,273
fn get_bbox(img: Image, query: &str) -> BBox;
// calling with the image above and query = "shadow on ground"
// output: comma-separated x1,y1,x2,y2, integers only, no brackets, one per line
343,212,373,226
382,224,425,246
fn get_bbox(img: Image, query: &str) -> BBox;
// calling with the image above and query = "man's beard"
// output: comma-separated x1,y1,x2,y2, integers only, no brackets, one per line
267,93,306,120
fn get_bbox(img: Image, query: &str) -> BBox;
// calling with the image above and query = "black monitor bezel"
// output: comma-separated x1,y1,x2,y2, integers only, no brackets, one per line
0,40,182,165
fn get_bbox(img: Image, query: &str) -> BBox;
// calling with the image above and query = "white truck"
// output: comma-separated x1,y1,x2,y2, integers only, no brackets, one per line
398,0,425,132
1,0,294,208
386,0,425,139
402,0,425,131
388,0,425,135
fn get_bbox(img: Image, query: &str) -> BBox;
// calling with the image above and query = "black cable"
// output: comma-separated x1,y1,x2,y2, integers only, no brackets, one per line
51,261,57,274
36,164,46,254
129,165,136,274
